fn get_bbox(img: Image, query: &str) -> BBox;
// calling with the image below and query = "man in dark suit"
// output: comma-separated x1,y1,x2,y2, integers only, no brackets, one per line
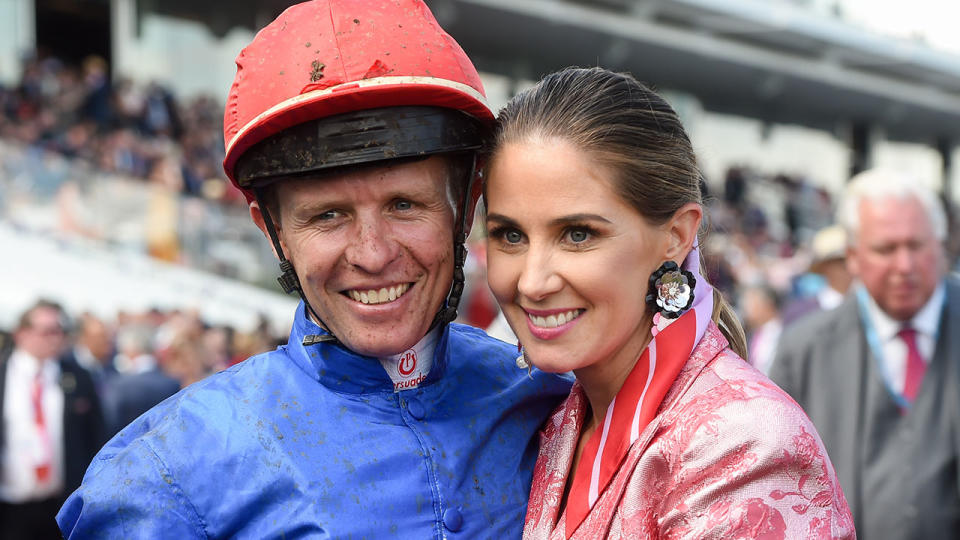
62,313,117,404
771,169,960,539
106,324,180,435
0,301,105,539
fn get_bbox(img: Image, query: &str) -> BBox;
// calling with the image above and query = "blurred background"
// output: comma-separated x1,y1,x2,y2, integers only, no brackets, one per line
1,0,959,375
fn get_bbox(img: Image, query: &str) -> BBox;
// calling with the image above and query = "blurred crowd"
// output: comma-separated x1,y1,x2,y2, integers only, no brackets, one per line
0,301,284,439
0,53,240,203
0,299,277,536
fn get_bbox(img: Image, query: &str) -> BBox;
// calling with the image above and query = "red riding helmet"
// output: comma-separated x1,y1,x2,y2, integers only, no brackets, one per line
222,0,495,202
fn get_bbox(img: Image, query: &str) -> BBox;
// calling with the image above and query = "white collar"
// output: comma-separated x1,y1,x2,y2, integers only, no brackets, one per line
861,281,945,341
378,327,440,392
10,348,60,380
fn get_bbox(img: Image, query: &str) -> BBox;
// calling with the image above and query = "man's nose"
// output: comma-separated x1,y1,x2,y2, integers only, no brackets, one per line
344,216,400,274
892,245,916,273
517,247,563,302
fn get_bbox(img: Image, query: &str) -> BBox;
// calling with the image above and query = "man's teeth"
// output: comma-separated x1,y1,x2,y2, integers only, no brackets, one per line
349,283,411,305
529,309,583,328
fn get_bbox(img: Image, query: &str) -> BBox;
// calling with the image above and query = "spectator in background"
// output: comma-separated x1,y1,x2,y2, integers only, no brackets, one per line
79,56,111,129
163,334,208,389
62,313,116,404
106,324,179,435
722,166,747,212
199,325,233,374
741,283,783,375
781,224,852,325
0,300,104,540
771,169,960,539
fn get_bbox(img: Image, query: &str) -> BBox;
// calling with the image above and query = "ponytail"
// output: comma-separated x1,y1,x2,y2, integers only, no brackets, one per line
711,289,748,359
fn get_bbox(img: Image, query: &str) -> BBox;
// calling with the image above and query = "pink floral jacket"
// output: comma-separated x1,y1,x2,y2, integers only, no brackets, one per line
523,324,855,539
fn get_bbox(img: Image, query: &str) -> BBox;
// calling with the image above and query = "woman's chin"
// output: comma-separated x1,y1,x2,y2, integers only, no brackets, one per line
526,353,583,374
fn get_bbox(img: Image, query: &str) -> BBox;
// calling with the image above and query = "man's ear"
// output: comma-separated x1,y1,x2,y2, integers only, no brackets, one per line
845,246,859,278
462,171,484,233
249,201,284,260
663,202,703,262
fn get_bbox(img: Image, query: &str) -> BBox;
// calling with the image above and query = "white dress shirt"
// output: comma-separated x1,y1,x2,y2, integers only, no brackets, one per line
861,283,944,395
0,349,64,503
749,318,783,376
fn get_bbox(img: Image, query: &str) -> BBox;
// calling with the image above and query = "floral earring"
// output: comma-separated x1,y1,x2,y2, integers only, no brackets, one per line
646,261,696,334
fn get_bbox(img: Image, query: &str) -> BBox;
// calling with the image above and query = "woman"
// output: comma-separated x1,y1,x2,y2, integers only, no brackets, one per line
484,67,854,539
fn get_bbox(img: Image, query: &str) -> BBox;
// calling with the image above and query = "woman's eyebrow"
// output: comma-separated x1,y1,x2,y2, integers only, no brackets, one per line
548,213,612,227
486,213,519,227
486,213,613,227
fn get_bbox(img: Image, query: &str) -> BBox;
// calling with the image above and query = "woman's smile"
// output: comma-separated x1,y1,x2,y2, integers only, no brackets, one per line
524,307,585,339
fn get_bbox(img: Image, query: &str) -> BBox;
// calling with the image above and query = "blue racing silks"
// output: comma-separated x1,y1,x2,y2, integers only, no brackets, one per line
57,302,571,539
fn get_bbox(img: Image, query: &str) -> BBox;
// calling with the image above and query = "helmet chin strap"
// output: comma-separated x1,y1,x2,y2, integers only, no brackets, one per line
429,153,477,331
254,155,476,350
253,188,339,347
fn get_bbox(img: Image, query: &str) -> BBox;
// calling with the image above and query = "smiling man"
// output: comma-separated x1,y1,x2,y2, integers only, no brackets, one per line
56,1,569,538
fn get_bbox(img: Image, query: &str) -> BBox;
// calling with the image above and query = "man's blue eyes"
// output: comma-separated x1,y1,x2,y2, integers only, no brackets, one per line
314,201,412,220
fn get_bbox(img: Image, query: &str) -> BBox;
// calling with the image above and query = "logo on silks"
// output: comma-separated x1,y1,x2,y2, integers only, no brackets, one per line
378,330,437,393
398,350,417,377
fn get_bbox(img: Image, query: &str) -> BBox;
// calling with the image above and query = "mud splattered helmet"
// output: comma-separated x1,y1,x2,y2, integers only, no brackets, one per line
222,0,494,339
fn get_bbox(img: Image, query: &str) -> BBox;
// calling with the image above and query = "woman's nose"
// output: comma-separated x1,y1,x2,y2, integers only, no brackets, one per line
517,247,563,302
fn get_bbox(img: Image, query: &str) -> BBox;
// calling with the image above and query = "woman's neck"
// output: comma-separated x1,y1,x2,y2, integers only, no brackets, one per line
573,314,655,431
558,315,655,518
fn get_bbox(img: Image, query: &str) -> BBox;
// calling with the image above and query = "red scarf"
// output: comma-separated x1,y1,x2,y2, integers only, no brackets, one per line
564,250,714,537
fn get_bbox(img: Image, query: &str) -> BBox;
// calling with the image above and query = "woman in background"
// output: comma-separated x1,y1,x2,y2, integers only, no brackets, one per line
484,67,854,539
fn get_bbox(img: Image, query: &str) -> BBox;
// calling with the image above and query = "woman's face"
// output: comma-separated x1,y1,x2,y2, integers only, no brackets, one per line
485,138,670,375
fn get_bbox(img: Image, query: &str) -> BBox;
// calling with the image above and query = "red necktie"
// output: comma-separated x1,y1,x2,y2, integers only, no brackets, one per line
898,327,926,404
32,372,51,483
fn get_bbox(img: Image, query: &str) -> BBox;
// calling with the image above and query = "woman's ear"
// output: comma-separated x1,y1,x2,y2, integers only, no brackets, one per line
664,202,703,261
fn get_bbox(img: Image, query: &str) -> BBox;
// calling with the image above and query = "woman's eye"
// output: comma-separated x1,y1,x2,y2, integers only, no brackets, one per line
567,228,590,243
505,230,523,244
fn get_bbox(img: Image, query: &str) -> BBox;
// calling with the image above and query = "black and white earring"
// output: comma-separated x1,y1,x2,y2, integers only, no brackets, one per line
646,261,696,319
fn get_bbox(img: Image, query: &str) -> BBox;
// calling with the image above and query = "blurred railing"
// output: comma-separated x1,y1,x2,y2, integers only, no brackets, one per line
0,140,280,289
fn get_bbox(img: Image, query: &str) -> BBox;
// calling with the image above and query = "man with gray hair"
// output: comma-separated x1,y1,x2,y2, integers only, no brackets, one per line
771,168,960,539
